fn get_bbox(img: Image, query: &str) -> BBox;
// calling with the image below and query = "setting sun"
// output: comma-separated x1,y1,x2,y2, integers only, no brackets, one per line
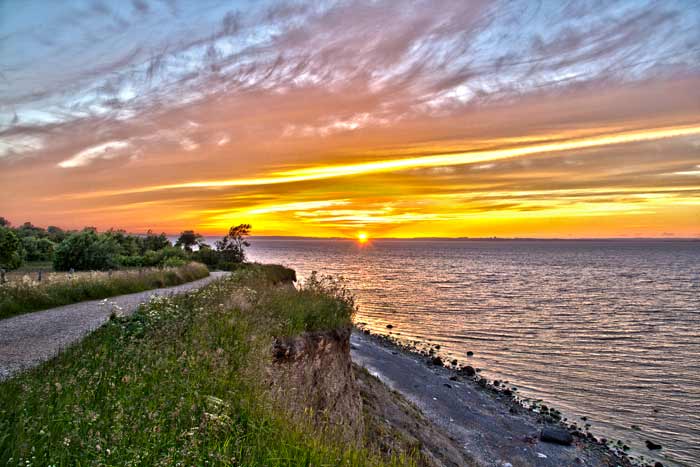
357,232,369,243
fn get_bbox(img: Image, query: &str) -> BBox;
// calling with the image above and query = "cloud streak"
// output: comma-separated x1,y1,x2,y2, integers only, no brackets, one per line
0,0,699,237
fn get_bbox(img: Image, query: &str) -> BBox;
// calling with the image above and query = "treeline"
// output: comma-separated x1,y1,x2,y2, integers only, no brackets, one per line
0,216,252,272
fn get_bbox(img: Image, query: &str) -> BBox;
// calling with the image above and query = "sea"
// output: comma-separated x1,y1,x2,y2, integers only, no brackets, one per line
244,238,700,467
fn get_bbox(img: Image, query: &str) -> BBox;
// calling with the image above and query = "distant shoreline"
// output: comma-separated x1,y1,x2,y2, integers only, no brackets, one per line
191,235,700,242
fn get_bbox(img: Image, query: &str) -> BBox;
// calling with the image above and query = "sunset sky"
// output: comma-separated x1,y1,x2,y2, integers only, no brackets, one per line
1,0,699,238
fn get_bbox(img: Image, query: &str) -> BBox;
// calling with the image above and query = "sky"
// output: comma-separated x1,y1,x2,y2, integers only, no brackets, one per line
1,0,699,238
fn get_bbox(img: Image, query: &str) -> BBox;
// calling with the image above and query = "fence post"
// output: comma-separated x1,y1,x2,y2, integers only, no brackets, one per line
37,270,42,282
0,268,5,284
69,268,74,279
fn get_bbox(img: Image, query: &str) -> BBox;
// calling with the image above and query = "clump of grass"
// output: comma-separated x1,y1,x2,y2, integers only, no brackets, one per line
0,262,209,319
0,266,412,466
259,271,356,336
220,262,297,284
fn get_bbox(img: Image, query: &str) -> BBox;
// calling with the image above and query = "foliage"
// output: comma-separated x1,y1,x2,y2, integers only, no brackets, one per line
259,270,356,335
0,262,209,319
0,267,411,466
142,246,188,267
215,223,251,264
162,257,187,268
20,236,55,262
104,229,141,256
53,230,122,271
0,216,9,227
139,230,171,253
175,230,206,252
0,227,23,270
191,246,220,268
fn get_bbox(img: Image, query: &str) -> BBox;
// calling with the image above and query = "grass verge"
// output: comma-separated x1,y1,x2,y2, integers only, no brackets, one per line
0,265,414,466
0,262,209,320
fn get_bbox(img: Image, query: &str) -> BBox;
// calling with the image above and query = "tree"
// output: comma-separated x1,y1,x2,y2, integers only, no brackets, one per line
21,236,55,261
215,224,251,264
46,226,67,243
53,230,121,271
175,230,205,252
139,230,171,254
0,217,10,227
0,226,23,270
104,229,140,256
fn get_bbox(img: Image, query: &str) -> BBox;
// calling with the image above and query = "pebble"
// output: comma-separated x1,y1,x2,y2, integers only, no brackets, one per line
540,427,574,445
645,439,662,450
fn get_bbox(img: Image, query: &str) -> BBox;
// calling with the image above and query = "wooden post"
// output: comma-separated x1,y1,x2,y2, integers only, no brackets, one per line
0,268,5,284
37,270,42,282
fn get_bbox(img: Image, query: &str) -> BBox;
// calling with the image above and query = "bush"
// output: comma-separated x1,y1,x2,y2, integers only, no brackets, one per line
21,236,55,262
191,247,220,268
162,257,186,268
0,227,23,270
117,255,144,267
53,230,122,271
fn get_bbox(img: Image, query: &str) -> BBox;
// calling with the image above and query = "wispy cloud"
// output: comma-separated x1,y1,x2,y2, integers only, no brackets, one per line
0,0,698,237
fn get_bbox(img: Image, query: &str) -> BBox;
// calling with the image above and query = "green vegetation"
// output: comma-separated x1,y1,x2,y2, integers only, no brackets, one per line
0,217,255,273
0,227,23,271
0,266,411,466
0,262,209,320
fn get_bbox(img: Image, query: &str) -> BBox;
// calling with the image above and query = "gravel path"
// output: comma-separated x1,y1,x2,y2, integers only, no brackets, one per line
0,272,227,380
351,331,626,467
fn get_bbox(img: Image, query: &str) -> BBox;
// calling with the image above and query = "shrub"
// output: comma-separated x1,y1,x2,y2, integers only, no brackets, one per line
0,227,23,270
191,247,220,268
21,236,55,262
53,230,122,271
162,257,187,268
117,255,144,267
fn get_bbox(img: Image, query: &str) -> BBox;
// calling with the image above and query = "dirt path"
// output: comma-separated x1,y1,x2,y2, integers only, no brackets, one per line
351,331,628,467
0,272,227,380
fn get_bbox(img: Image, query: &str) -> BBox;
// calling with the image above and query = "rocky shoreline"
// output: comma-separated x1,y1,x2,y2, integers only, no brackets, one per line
352,325,669,467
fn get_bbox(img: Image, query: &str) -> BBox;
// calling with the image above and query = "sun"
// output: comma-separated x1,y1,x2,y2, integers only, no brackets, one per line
357,231,369,243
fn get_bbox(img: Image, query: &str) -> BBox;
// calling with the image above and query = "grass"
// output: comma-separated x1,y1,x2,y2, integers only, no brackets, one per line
221,262,297,284
0,266,413,466
0,262,210,320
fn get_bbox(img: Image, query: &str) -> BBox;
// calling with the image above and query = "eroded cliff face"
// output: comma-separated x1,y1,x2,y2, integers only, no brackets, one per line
266,326,365,445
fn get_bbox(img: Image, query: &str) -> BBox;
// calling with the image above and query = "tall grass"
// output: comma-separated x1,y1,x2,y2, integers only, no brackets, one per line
0,262,209,320
0,266,413,466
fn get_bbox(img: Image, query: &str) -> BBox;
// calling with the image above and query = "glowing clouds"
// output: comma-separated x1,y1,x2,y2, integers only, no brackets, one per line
58,141,132,168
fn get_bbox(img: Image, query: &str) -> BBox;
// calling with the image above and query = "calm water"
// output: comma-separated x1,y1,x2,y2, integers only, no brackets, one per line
247,239,700,466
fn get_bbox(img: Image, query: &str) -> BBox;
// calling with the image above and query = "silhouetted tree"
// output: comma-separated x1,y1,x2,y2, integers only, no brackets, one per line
175,230,205,252
216,224,251,263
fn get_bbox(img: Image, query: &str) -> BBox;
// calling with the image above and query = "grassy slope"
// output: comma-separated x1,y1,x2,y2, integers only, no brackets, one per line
0,265,414,466
0,262,210,320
